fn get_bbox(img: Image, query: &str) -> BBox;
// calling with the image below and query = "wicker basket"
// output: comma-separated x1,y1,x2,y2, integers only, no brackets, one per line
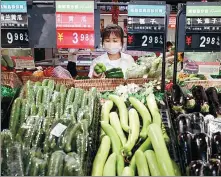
1,72,23,88
74,78,149,91
21,76,75,88
184,80,221,89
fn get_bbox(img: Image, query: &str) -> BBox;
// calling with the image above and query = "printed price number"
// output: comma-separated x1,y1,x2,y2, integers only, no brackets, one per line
199,35,220,48
6,31,29,44
185,34,220,51
1,29,29,48
141,35,163,47
72,32,94,44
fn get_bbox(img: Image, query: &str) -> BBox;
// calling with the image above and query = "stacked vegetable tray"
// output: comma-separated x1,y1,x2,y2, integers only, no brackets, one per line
1,79,101,176
168,85,221,175
91,92,181,176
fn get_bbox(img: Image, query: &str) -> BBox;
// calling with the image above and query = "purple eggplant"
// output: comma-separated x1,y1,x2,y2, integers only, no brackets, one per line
176,114,192,134
192,86,210,114
212,132,221,156
178,132,193,166
206,87,221,117
189,113,205,134
188,160,204,176
192,133,209,162
203,159,221,176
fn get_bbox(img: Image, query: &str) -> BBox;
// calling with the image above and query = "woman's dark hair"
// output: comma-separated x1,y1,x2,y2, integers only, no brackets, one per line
166,41,173,48
102,24,124,45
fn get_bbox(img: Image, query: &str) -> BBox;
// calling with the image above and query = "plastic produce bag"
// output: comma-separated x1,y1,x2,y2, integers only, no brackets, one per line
63,153,81,176
52,66,73,79
6,143,24,176
148,57,162,78
125,63,148,79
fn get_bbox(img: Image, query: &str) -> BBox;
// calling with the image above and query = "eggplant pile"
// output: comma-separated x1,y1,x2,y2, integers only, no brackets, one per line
175,112,221,175
170,85,221,118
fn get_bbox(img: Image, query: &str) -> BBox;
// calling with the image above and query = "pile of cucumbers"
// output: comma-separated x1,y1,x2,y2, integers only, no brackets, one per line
2,79,100,176
92,94,181,176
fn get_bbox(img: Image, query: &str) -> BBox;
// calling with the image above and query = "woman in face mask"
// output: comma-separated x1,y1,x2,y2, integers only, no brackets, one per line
88,24,135,78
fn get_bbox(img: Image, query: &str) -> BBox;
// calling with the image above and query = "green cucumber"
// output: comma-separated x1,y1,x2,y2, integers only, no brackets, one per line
109,95,129,132
48,80,55,91
36,87,43,107
109,112,127,146
129,97,151,139
47,151,66,176
20,99,27,124
147,123,175,176
135,150,150,176
60,84,67,93
92,136,111,176
101,121,122,154
81,92,88,108
103,153,117,176
64,123,82,153
55,103,61,120
2,55,14,68
60,92,67,115
38,105,45,117
30,104,37,116
144,150,161,176
122,108,140,157
65,87,75,107
34,81,42,87
9,98,22,138
55,84,61,92
48,102,55,118
172,160,181,176
42,79,49,86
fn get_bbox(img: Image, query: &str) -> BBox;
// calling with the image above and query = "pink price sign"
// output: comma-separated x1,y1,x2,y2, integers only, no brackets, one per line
56,12,94,30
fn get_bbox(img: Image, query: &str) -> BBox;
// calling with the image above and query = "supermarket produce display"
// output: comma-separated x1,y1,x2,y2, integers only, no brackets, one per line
168,85,221,175
1,79,101,176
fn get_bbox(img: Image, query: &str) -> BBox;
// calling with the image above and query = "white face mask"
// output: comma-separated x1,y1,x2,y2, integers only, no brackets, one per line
103,42,122,54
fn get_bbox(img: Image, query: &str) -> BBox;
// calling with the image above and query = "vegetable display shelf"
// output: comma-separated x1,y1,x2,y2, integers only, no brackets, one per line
182,80,221,90
167,85,221,175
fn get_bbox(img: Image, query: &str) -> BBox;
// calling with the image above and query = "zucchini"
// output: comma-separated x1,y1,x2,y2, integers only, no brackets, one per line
147,123,175,176
9,98,22,138
110,112,127,146
100,100,113,137
146,93,162,126
129,97,151,139
2,55,14,68
103,153,117,176
144,150,161,176
117,154,125,176
47,150,66,176
92,136,111,176
135,150,150,176
172,160,181,176
121,166,134,176
101,121,122,154
109,95,129,132
122,109,140,157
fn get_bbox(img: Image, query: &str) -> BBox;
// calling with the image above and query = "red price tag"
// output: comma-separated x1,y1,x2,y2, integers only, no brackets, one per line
57,30,94,48
56,12,94,30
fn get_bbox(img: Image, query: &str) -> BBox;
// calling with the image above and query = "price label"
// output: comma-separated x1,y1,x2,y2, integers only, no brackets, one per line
57,30,94,48
185,34,220,51
1,29,29,48
127,33,164,51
